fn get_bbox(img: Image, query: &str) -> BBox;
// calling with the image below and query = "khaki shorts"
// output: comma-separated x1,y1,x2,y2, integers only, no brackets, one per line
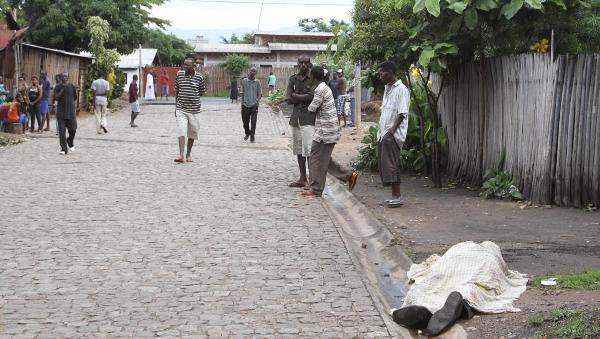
175,109,199,139
291,125,314,157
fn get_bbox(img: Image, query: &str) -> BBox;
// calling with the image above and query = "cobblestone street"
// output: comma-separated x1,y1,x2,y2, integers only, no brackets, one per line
0,99,391,338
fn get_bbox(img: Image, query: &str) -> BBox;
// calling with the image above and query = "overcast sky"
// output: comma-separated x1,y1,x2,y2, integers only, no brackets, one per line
150,0,354,32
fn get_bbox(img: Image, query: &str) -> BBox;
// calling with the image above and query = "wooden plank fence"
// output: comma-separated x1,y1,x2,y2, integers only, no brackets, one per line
200,66,296,96
438,53,600,207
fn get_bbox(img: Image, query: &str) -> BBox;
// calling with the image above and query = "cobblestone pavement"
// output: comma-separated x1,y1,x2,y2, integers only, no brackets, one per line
0,98,391,338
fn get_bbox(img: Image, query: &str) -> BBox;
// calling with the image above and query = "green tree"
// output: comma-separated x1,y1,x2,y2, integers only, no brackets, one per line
298,17,350,32
342,0,598,187
222,54,251,76
7,0,169,53
144,29,194,65
85,16,120,106
219,32,254,44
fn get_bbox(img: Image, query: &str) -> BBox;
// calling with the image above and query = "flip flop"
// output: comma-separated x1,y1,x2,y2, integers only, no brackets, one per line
288,181,306,188
174,158,185,163
385,199,405,208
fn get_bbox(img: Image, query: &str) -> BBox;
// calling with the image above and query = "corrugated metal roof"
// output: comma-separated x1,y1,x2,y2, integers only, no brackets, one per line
255,31,334,37
119,48,158,69
22,43,94,59
267,43,336,52
194,44,270,54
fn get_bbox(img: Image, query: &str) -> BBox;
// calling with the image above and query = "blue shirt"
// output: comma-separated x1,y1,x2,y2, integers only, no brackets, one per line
41,79,51,100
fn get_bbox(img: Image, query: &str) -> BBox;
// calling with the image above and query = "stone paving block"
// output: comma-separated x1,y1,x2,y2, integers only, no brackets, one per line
0,99,390,337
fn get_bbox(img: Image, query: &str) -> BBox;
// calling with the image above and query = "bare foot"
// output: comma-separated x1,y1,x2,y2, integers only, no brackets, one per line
185,156,193,162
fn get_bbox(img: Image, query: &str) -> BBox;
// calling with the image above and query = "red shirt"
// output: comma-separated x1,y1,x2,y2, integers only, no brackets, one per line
160,74,169,86
128,80,138,103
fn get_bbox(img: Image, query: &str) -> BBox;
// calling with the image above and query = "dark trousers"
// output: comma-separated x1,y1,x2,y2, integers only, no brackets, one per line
29,104,41,130
241,105,258,136
58,118,77,153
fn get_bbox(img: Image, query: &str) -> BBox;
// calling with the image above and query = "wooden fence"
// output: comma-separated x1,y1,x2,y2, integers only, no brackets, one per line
200,66,296,96
438,53,600,207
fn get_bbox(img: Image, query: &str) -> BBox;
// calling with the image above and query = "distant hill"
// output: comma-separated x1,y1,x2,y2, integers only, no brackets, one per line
164,26,302,44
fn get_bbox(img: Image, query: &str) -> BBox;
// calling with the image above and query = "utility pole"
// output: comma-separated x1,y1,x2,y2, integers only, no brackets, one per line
354,63,361,129
138,44,142,98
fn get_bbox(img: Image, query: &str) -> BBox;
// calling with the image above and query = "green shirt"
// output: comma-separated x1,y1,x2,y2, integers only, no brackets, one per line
268,74,277,86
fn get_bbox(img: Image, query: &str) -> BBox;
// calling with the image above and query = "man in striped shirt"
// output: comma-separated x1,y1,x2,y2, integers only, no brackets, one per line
174,57,206,163
302,66,359,197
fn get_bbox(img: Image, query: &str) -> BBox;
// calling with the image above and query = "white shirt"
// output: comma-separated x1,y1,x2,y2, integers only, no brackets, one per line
377,79,410,146
91,78,110,105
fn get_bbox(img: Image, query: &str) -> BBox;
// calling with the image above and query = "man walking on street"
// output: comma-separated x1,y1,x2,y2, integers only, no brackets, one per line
240,67,261,143
377,61,410,207
40,71,51,131
91,73,110,134
54,73,77,155
286,55,315,188
174,57,206,163
129,74,141,127
302,66,359,197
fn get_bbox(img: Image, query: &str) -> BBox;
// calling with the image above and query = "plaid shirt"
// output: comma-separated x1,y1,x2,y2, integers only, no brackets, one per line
308,82,340,144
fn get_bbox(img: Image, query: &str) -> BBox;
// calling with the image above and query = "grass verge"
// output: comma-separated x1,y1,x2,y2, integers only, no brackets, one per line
0,136,24,147
528,307,600,339
529,269,600,289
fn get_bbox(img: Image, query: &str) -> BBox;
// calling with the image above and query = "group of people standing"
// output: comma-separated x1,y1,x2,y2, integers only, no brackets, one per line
285,56,410,206
11,72,52,133
144,69,170,101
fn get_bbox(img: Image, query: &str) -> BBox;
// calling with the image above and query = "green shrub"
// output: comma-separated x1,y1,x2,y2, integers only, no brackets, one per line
268,88,287,105
481,171,524,200
353,126,379,172
222,54,251,76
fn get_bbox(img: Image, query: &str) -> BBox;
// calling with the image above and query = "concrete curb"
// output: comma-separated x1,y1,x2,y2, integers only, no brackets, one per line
322,178,468,339
321,177,417,338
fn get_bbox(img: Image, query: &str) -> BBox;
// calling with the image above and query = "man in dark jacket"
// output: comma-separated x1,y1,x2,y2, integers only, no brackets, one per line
54,73,77,155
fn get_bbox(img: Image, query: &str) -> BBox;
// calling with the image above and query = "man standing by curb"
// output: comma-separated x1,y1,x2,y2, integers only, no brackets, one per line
286,55,315,188
54,73,77,155
301,66,359,197
377,61,410,207
129,74,141,127
240,67,261,143
91,73,110,134
174,57,206,163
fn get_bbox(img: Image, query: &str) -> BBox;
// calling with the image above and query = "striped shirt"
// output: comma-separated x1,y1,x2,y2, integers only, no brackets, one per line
175,70,206,114
308,82,340,144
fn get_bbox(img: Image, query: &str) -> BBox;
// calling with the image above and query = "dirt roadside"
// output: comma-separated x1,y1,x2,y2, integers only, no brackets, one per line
332,126,600,338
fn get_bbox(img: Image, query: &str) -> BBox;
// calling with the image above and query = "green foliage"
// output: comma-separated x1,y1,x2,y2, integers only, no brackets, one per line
268,88,287,105
528,307,600,339
85,16,120,107
220,33,254,44
298,17,350,32
8,0,169,53
0,136,23,147
109,69,126,100
353,126,379,172
530,269,600,290
144,29,194,65
222,54,251,76
481,171,524,200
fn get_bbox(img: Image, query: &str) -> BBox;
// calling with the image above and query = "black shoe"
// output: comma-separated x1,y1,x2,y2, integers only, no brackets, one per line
250,135,255,143
392,305,432,330
102,126,108,133
424,291,471,336
244,134,250,141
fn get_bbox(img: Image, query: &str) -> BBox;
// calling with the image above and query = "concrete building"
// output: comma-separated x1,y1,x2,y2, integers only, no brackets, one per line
192,32,336,70
118,48,159,90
